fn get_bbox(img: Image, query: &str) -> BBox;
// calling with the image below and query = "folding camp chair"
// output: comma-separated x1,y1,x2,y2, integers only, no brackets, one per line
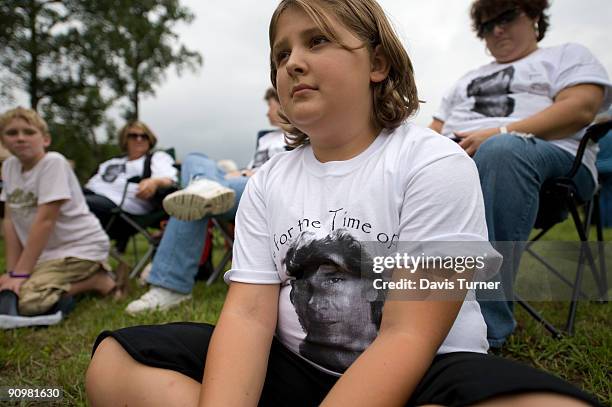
100,148,179,279
195,131,291,285
196,218,234,285
517,120,611,337
104,176,177,278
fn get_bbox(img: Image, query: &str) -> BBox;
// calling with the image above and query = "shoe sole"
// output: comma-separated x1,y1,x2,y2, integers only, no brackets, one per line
0,311,63,329
163,189,235,221
125,294,192,316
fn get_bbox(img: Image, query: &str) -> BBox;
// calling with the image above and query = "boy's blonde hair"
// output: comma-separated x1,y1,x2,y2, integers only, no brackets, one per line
0,107,50,137
118,120,158,152
269,0,419,147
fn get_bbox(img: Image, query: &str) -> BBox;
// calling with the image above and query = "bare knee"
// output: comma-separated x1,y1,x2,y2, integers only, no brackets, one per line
86,336,200,407
86,337,133,406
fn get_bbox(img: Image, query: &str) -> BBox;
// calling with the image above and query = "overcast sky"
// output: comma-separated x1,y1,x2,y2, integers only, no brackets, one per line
6,1,612,166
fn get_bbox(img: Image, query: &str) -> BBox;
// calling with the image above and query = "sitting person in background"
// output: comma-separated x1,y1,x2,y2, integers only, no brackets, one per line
429,0,612,348
84,121,178,251
125,87,288,314
0,107,118,328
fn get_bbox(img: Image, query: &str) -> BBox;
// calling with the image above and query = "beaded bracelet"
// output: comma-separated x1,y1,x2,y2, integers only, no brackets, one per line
8,271,30,279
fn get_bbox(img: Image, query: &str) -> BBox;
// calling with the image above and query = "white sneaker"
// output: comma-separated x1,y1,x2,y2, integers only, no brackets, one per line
163,179,235,221
125,286,191,315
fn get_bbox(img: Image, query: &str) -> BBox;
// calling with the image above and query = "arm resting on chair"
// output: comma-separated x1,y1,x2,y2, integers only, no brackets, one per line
504,84,605,140
136,177,174,200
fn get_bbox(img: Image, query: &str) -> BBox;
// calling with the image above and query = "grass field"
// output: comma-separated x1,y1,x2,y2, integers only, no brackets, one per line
0,220,610,406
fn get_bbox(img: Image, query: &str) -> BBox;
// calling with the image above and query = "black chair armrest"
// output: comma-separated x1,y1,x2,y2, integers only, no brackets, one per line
566,120,612,179
127,176,143,184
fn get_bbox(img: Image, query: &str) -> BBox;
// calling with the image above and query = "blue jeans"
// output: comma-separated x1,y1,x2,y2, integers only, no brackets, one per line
474,134,595,348
146,153,248,293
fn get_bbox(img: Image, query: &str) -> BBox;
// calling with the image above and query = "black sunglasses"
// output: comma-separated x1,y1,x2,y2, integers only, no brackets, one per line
127,132,149,141
478,8,521,36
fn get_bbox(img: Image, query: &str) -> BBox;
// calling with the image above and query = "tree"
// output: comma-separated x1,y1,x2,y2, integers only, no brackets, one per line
0,0,117,178
0,0,201,179
78,0,202,120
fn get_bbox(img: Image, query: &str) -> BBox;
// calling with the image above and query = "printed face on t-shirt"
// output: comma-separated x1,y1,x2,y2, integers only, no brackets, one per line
101,163,126,182
285,230,381,372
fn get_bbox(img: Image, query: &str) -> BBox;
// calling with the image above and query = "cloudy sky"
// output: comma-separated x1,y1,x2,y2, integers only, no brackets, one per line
7,1,612,166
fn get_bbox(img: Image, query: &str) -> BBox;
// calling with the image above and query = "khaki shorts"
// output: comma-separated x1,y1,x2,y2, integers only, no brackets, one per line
19,257,108,316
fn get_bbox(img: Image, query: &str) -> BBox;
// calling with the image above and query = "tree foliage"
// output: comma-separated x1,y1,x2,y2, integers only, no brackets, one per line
0,0,201,179
74,0,202,120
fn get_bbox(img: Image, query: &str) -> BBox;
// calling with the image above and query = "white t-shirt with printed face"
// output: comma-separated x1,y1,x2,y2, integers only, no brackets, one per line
225,122,497,375
434,43,612,181
85,151,178,214
0,152,109,264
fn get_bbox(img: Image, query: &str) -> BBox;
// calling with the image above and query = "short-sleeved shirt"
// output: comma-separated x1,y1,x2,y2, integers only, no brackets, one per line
225,122,496,375
0,152,109,264
434,43,612,181
247,130,288,170
85,151,178,214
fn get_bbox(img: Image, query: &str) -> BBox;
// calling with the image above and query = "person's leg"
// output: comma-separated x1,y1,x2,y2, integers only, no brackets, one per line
180,152,227,186
470,392,591,407
86,323,337,406
84,192,117,228
84,192,137,252
162,153,236,222
126,156,248,313
86,337,200,407
409,352,600,406
66,271,115,297
218,173,249,221
19,258,113,315
133,154,223,295
144,175,249,292
144,216,208,294
473,134,595,348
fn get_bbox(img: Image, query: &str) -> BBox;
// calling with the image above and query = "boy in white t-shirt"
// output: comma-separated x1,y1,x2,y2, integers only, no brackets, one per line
0,107,118,327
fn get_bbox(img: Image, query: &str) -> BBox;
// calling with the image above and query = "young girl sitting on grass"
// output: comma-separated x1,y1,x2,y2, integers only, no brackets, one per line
85,0,600,405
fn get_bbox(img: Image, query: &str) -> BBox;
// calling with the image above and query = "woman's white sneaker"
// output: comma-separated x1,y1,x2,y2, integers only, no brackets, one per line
125,286,191,315
163,179,235,221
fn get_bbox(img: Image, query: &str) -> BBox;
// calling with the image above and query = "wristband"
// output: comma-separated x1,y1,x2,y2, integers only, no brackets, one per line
499,126,508,134
8,271,30,279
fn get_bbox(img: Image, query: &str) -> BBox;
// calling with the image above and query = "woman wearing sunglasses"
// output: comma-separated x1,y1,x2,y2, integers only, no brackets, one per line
430,0,611,349
84,121,178,250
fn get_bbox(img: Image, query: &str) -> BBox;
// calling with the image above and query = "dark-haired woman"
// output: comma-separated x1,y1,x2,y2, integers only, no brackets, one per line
430,0,611,349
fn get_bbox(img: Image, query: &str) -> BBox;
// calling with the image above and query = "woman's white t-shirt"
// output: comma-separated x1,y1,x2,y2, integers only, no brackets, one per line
85,151,177,214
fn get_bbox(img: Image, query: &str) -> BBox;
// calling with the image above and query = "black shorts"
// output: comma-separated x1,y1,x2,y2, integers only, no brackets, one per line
92,322,601,406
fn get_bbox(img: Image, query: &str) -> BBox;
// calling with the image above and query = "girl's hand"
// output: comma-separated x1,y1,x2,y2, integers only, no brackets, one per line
136,178,159,199
457,127,501,156
0,273,26,295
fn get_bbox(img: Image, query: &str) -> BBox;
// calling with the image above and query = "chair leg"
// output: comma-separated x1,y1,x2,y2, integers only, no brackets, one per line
565,198,602,334
117,214,161,279
129,246,156,279
515,295,563,339
593,192,609,302
521,194,605,338
206,219,234,286
206,249,233,286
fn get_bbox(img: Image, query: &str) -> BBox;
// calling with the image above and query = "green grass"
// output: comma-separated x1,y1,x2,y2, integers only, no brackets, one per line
0,221,610,406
